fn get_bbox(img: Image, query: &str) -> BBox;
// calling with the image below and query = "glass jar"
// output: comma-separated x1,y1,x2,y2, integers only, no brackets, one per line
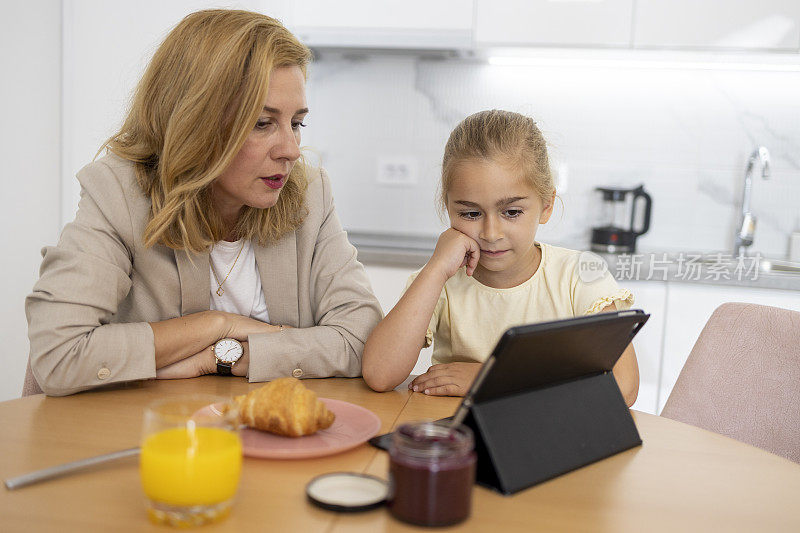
388,421,476,527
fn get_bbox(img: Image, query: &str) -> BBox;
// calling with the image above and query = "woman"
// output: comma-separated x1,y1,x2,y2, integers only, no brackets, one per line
24,9,382,396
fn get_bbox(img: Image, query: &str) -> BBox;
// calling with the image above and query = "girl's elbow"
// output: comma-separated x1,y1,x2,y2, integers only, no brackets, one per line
361,355,396,392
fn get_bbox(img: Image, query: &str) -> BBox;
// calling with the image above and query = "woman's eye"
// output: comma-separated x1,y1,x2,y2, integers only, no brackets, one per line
255,119,273,130
291,121,307,131
504,209,523,218
460,211,481,220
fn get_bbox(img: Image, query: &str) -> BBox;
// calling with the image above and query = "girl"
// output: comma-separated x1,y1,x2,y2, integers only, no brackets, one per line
362,110,639,406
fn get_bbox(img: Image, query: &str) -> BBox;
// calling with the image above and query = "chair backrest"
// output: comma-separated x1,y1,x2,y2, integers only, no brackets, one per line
22,358,43,396
661,302,800,464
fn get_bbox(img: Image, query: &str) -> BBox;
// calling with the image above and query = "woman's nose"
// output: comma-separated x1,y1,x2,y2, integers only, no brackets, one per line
272,125,301,162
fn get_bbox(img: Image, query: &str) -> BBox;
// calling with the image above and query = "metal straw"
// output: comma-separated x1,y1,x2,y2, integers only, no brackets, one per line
4,447,140,490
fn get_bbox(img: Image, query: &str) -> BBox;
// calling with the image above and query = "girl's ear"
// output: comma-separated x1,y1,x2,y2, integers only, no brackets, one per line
539,193,556,224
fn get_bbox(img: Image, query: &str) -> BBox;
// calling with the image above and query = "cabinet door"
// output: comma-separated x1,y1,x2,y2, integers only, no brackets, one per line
634,0,800,50
475,0,634,47
659,283,800,413
623,281,667,415
288,0,474,48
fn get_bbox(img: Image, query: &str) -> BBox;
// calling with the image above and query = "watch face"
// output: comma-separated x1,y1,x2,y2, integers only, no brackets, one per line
214,339,243,364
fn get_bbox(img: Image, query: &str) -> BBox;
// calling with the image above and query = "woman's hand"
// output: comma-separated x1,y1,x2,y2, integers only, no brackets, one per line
408,362,482,397
428,228,481,280
156,342,251,379
219,312,288,341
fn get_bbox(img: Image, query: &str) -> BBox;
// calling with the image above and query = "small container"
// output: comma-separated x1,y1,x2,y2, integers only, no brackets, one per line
388,421,476,527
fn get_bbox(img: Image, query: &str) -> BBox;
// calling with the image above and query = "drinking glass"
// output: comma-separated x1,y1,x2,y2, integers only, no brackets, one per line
139,395,242,527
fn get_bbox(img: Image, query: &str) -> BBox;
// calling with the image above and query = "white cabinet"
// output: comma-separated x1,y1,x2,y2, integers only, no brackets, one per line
286,0,474,49
659,283,800,413
624,281,667,415
475,0,633,47
633,0,800,51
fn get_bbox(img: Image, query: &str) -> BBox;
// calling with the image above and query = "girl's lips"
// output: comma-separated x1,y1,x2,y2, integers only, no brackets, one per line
481,249,508,257
261,175,285,190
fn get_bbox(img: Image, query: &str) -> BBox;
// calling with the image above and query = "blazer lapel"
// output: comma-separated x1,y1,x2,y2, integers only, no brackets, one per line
255,232,299,327
174,248,211,315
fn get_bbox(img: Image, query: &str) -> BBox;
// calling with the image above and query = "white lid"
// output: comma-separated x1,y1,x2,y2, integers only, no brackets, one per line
305,472,388,512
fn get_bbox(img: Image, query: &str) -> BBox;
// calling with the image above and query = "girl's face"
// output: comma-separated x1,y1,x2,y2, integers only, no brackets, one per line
446,158,554,287
212,66,308,227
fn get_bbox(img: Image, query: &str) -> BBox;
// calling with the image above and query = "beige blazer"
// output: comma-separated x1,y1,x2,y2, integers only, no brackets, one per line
25,154,382,396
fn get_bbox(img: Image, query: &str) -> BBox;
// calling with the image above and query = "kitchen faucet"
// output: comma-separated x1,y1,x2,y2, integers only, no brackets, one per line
734,146,770,258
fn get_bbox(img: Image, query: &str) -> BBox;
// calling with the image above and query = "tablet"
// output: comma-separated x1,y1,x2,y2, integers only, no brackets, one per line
451,309,648,425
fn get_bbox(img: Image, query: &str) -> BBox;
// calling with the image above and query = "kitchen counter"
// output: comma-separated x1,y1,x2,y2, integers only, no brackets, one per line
348,231,800,291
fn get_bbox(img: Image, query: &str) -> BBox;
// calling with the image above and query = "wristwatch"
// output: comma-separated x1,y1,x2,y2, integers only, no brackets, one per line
213,338,243,375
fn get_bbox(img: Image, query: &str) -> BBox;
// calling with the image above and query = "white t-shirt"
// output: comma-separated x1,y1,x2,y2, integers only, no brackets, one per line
209,239,270,322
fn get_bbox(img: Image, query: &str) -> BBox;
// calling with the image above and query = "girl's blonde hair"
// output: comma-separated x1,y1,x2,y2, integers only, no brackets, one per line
105,9,312,252
439,109,555,211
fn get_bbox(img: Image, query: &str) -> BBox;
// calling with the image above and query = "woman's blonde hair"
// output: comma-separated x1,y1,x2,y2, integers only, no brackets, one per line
105,9,312,252
439,109,555,212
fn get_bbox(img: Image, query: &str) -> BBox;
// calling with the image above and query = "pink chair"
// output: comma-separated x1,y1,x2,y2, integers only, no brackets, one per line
661,302,800,464
22,358,43,396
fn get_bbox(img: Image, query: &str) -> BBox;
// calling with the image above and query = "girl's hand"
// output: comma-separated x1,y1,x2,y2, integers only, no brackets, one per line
156,342,251,379
428,228,480,279
408,362,482,397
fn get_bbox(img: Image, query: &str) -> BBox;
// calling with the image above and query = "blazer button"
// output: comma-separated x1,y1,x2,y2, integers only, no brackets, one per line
97,368,111,380
292,368,303,378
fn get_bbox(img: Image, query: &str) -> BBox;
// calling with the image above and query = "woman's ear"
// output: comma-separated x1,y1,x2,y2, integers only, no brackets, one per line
539,192,556,224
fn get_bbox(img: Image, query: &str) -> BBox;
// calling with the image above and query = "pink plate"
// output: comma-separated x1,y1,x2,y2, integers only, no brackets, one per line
205,398,381,460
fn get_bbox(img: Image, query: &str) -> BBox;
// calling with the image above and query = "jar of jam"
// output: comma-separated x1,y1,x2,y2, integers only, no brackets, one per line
388,421,476,527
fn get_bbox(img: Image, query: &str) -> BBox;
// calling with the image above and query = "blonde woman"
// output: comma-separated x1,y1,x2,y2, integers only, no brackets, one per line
25,9,382,396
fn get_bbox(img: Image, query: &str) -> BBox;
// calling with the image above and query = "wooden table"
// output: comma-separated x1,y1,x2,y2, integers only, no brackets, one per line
1,377,799,532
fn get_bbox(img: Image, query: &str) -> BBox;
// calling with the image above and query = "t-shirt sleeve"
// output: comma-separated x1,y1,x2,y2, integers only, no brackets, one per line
403,270,445,348
572,270,634,315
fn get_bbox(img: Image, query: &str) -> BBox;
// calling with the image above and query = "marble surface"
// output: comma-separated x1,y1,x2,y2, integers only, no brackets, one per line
304,51,800,260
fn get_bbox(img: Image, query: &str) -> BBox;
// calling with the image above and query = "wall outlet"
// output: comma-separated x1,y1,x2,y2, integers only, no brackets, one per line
377,156,418,186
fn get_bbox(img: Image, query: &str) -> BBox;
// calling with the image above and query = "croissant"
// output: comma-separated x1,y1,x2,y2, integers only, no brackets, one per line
232,377,335,437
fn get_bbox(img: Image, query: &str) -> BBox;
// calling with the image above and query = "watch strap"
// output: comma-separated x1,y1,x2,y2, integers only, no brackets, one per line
217,361,233,376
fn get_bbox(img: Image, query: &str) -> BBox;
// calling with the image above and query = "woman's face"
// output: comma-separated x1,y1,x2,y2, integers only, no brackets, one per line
212,65,308,225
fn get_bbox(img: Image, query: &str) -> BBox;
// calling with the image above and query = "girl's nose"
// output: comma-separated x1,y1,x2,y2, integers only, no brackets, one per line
479,215,502,243
272,125,301,162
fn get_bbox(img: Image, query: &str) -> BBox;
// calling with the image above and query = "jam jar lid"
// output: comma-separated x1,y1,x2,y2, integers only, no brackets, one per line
392,421,474,460
305,472,388,512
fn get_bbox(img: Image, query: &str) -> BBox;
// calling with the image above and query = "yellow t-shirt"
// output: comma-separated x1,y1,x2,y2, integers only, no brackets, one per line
406,242,634,365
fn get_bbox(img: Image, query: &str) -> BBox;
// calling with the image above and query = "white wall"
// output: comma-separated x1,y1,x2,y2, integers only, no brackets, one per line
0,1,62,401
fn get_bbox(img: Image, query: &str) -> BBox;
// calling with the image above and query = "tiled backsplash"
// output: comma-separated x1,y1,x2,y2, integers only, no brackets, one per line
303,53,800,258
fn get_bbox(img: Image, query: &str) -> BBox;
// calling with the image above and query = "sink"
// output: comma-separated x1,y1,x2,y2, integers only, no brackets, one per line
760,259,800,275
662,253,800,276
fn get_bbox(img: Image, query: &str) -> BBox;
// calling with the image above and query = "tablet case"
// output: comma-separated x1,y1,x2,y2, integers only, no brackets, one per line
460,310,648,494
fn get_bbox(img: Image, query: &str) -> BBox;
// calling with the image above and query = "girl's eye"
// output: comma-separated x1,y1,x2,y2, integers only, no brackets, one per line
504,209,523,218
459,211,481,220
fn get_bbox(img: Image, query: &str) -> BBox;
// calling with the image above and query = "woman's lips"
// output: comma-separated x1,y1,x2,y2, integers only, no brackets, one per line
481,249,508,258
261,175,285,190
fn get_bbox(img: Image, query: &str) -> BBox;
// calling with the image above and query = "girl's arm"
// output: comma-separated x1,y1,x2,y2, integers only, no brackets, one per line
362,229,480,392
601,303,640,407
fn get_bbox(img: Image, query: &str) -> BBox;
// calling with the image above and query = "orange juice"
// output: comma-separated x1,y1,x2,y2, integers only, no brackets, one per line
140,426,242,506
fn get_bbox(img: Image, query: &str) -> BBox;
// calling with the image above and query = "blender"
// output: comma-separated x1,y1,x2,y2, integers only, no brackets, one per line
590,185,652,254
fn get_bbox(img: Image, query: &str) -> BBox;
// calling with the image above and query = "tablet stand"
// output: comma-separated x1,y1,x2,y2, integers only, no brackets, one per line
463,371,641,495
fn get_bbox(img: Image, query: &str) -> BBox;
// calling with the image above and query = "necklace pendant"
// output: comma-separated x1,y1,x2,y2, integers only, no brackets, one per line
216,287,225,297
